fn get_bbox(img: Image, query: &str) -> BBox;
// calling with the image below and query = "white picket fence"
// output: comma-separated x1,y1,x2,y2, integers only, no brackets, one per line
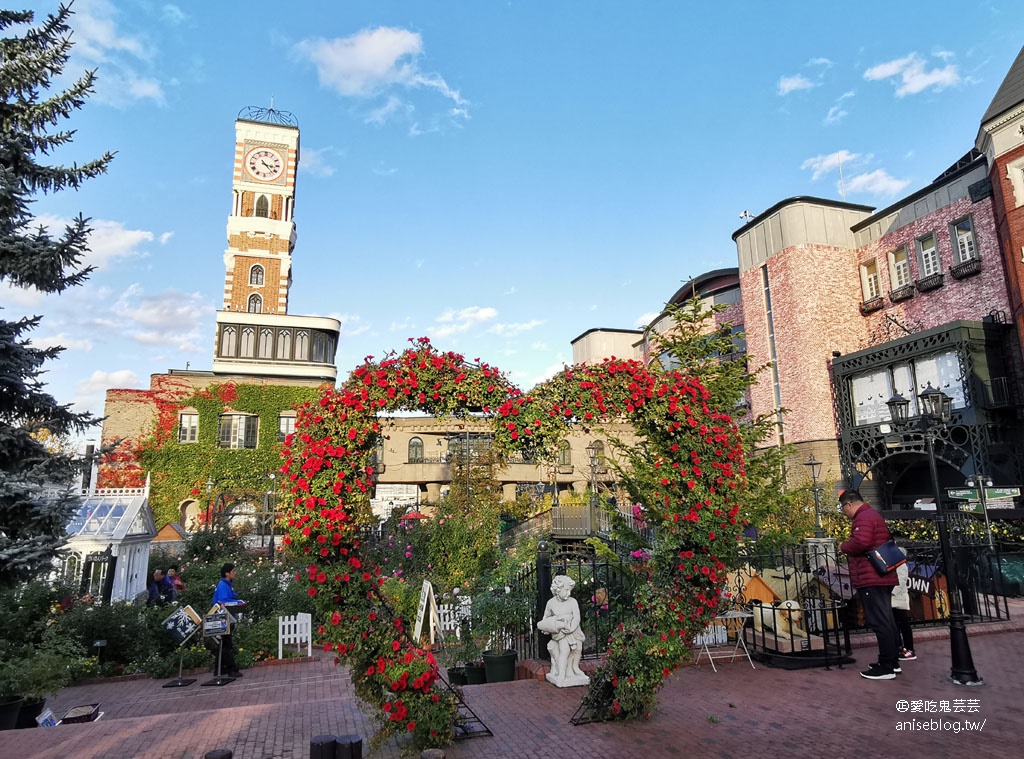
437,596,472,639
278,612,312,659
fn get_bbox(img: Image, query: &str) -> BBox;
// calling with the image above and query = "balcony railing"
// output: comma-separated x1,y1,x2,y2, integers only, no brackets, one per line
888,284,915,303
859,296,884,315
915,273,944,292
950,257,982,280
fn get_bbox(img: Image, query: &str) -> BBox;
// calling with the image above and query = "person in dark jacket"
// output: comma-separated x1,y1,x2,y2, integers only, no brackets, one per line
839,489,901,680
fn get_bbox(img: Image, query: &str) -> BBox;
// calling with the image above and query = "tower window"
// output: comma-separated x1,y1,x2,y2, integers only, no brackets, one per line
248,294,262,313
258,328,274,359
255,195,269,218
240,327,255,357
220,326,237,357
276,328,292,360
249,264,265,286
295,330,309,360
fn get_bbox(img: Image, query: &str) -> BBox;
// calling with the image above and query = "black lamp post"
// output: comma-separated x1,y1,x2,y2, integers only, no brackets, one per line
585,443,600,516
886,383,983,686
804,454,824,538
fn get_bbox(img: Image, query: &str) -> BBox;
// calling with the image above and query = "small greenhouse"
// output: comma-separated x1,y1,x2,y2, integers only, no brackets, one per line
60,481,157,603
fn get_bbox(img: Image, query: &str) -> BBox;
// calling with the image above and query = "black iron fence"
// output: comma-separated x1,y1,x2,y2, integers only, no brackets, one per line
496,542,641,662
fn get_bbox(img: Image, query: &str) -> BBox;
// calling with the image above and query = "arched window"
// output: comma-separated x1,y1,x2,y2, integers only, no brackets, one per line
239,327,255,357
255,195,269,218
589,440,606,468
220,326,237,357
249,264,265,286
558,440,571,466
294,330,309,360
276,328,292,359
258,328,274,358
408,437,424,464
247,293,262,313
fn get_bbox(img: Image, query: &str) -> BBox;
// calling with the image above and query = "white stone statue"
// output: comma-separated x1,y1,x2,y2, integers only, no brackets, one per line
537,575,590,687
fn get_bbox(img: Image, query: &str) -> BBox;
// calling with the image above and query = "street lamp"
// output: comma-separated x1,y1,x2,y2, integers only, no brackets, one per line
803,454,824,538
585,443,600,513
886,383,983,686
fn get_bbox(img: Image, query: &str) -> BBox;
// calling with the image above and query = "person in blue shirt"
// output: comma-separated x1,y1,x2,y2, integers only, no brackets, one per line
147,569,172,606
211,562,245,677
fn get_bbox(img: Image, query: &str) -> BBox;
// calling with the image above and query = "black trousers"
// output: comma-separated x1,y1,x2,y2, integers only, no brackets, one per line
216,632,237,675
859,586,899,670
893,608,915,652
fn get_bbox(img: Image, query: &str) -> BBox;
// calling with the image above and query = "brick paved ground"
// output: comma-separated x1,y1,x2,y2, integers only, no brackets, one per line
5,616,1021,759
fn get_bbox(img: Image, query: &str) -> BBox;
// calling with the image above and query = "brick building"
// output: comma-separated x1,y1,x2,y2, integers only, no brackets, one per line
728,46,1024,513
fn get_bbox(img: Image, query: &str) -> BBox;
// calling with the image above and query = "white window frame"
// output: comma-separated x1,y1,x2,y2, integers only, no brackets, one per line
178,413,198,443
917,233,940,277
951,217,976,264
889,246,911,288
218,414,258,449
247,293,262,313
860,260,881,300
278,414,296,443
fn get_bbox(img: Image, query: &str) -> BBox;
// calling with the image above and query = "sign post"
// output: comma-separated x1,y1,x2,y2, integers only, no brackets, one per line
201,604,236,686
161,605,202,688
947,483,1020,549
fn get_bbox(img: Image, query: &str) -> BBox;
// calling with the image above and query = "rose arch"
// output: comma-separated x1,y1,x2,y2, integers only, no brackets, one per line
279,338,745,749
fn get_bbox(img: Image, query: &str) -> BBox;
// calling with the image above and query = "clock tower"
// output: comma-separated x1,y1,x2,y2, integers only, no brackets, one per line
225,106,299,315
213,106,339,381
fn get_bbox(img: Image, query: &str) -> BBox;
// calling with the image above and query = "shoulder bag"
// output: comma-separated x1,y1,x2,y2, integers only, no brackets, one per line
867,539,907,575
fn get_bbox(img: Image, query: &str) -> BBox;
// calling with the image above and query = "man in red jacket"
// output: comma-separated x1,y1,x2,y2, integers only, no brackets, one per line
839,490,901,680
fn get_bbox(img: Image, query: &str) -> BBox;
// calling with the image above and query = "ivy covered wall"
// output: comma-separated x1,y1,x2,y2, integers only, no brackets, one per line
112,380,323,527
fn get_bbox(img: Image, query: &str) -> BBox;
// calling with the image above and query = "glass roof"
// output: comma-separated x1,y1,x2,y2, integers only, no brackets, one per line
66,486,156,542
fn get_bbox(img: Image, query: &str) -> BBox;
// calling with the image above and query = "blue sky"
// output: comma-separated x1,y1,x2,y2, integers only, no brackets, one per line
11,0,1024,434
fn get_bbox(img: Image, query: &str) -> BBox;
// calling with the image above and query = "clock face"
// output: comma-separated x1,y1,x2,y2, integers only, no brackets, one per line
244,147,284,181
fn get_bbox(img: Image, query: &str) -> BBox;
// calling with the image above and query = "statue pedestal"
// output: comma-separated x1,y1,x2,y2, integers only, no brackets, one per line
545,671,590,688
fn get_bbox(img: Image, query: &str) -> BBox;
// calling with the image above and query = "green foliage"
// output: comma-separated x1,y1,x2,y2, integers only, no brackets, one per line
137,383,319,527
0,4,113,587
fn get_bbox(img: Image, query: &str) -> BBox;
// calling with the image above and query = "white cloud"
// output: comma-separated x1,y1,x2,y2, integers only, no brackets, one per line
843,169,911,197
432,306,497,337
32,215,153,269
807,57,834,68
70,0,167,107
294,26,469,125
488,320,544,336
824,91,855,125
159,232,174,245
863,52,960,96
333,313,370,337
635,312,660,328
30,333,94,351
110,286,212,351
777,74,814,95
800,150,863,180
298,146,337,177
76,369,141,395
161,5,187,25
1,282,44,308
504,287,517,296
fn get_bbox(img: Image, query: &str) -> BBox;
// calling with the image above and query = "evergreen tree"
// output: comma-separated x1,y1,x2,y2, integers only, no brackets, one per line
0,4,114,586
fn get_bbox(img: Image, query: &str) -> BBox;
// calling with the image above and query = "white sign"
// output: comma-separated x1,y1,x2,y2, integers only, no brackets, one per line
412,580,441,644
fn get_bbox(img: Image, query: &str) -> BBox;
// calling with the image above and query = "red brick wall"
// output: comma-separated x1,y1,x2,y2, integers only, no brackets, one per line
854,195,1010,346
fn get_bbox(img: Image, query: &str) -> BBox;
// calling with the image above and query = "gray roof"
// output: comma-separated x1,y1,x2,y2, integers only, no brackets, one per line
981,45,1024,125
